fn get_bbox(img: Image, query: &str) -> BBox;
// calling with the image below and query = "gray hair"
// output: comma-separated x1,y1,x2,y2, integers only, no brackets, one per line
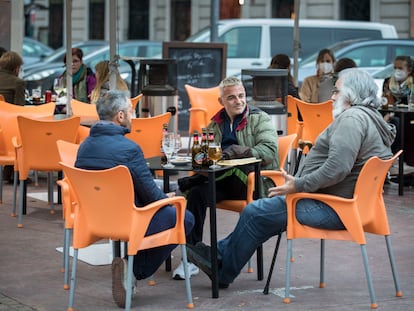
338,68,381,108
219,76,244,96
96,90,131,120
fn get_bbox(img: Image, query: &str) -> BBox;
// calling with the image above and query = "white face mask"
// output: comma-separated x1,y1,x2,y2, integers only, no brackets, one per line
393,69,408,81
319,62,333,74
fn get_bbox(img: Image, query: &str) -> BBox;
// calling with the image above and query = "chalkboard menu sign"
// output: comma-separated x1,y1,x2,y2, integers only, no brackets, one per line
163,41,227,131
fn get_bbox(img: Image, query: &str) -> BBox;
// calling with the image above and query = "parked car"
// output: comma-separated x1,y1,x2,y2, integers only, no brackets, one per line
23,40,108,72
186,18,398,77
24,40,162,95
297,39,414,85
22,37,55,65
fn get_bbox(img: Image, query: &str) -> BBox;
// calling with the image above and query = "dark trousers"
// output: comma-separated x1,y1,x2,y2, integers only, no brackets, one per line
185,174,247,246
132,205,194,279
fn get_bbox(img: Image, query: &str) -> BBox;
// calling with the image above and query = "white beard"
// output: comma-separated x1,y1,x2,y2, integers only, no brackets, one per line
332,97,348,119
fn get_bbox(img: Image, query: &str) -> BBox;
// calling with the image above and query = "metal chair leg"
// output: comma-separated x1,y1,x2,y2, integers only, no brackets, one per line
385,235,403,297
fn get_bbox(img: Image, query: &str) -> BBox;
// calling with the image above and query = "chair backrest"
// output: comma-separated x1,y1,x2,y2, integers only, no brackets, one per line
59,162,187,253
56,140,81,226
295,98,333,145
0,94,5,101
56,140,80,166
185,84,221,134
354,150,402,235
71,99,99,120
15,115,80,179
125,112,171,158
61,163,135,247
278,133,297,170
0,101,56,156
131,93,143,111
76,125,90,144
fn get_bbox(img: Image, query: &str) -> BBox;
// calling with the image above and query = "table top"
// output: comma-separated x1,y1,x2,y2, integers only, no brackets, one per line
380,105,414,113
145,156,262,172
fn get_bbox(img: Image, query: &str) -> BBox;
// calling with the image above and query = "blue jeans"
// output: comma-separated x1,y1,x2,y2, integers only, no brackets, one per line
133,206,194,279
217,196,345,284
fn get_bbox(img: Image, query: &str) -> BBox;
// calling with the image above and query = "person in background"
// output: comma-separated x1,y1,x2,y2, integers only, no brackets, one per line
268,53,299,98
75,90,194,308
172,76,279,282
90,60,129,105
59,47,96,103
0,50,25,184
382,55,414,159
333,57,357,84
383,55,413,106
0,51,25,106
186,68,396,289
300,48,336,103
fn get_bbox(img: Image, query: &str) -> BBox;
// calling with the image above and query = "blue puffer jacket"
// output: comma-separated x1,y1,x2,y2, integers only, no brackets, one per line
75,121,167,207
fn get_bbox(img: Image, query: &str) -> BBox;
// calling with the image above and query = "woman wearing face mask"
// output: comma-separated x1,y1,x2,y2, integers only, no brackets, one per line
381,56,413,157
300,48,335,103
383,55,413,106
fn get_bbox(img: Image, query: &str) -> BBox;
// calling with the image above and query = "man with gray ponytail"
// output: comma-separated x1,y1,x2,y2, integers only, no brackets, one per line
187,68,396,288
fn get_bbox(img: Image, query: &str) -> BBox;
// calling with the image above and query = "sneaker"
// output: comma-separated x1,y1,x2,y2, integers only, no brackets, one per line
186,242,229,289
112,257,136,308
172,261,200,280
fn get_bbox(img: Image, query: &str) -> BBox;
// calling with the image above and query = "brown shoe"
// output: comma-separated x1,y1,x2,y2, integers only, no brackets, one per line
112,257,127,308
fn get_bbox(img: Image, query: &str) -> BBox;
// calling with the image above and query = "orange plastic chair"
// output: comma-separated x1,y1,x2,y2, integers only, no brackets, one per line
185,84,221,150
216,134,297,275
0,94,5,101
71,99,99,121
283,151,403,308
0,101,56,204
59,162,194,311
56,140,80,290
286,95,303,147
295,98,333,153
12,115,80,228
131,93,143,112
125,112,171,159
76,125,90,144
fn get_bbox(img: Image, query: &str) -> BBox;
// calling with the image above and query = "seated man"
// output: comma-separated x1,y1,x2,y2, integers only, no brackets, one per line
186,68,396,288
173,76,279,280
75,90,195,308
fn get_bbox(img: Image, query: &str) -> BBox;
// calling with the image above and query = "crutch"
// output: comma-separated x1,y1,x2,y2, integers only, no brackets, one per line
263,232,283,295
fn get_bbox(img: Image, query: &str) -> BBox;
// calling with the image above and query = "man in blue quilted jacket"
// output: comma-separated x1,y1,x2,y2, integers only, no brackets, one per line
75,90,194,308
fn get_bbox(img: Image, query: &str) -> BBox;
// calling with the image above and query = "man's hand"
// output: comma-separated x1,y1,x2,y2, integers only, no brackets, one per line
166,192,176,198
267,170,297,197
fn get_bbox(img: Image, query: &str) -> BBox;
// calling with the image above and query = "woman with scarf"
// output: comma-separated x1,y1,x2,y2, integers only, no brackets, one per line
57,48,96,111
382,55,413,155
383,55,413,106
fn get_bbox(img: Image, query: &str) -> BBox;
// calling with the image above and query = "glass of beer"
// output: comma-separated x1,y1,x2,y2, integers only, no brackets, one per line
208,142,222,169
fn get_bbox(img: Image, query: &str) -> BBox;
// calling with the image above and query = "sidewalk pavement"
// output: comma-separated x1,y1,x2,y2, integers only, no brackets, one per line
0,177,413,311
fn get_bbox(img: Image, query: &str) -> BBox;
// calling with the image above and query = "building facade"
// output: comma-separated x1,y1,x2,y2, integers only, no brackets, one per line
19,0,414,50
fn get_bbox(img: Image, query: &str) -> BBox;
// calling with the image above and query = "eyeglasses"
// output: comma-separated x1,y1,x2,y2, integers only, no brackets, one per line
331,88,340,95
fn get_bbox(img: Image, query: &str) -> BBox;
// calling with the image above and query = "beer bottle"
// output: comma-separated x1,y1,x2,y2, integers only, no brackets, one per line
191,131,202,169
207,128,215,166
200,128,208,167
160,123,168,164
